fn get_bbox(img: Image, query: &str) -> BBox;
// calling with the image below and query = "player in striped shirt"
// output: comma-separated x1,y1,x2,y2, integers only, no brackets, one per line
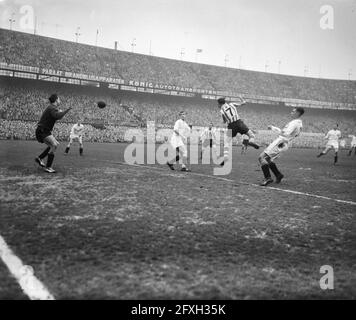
64,120,85,156
218,97,260,165
200,122,219,159
259,107,304,186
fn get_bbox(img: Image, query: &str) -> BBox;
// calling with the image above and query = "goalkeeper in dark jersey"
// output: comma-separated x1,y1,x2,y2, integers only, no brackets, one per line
35,94,72,173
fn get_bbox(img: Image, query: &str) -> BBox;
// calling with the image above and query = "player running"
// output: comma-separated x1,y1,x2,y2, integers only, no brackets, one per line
258,107,304,186
64,120,85,156
35,94,72,173
167,111,191,172
317,124,342,165
200,122,219,160
218,97,260,166
348,134,356,156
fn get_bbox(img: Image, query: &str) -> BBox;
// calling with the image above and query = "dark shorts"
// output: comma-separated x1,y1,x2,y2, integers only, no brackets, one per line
242,139,249,146
228,119,249,137
35,127,51,144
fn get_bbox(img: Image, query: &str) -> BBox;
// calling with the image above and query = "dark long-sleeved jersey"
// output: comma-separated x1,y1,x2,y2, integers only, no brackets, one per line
37,105,69,132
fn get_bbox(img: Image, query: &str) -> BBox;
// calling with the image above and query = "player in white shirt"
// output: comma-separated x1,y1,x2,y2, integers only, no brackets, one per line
217,97,260,166
348,134,356,156
200,122,219,159
167,111,191,172
64,120,85,156
258,107,304,186
317,124,342,164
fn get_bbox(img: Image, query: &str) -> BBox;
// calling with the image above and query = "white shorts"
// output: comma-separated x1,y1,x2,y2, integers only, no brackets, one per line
264,137,289,161
326,141,339,152
170,135,187,157
70,135,83,144
175,144,187,157
170,135,185,148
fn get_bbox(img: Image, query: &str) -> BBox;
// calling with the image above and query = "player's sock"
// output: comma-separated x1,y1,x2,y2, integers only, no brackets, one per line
261,164,271,179
247,141,260,149
268,162,282,178
39,147,50,159
220,153,229,166
348,150,352,156
46,153,55,168
317,152,325,158
167,162,175,170
80,147,83,155
334,153,338,164
65,147,70,154
175,155,180,162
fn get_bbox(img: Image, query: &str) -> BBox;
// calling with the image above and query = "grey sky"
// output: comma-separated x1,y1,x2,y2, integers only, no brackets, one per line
1,0,355,80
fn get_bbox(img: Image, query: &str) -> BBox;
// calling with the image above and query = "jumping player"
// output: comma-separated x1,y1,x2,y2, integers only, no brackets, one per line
258,107,304,186
65,120,85,156
35,94,72,173
348,134,356,156
167,111,191,172
218,97,260,165
317,124,342,165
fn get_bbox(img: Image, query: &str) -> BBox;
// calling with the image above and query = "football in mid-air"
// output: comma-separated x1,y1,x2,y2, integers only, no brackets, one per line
97,101,106,109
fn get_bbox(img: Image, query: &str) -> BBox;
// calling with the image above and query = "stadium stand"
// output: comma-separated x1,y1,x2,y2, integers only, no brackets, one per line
1,28,355,148
1,28,356,105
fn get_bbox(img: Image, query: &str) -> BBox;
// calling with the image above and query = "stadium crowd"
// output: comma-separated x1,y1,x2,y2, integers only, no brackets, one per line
1,28,355,104
1,80,356,137
1,29,355,147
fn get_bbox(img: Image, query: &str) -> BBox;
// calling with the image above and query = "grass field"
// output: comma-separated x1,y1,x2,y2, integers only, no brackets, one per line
0,140,355,299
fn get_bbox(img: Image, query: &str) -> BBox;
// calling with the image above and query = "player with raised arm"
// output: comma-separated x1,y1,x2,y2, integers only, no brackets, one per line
317,124,342,165
348,134,356,156
218,97,260,166
167,111,191,172
64,119,85,156
258,107,304,186
35,94,72,173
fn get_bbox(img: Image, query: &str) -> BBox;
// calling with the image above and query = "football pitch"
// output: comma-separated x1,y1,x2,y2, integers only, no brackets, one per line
0,140,355,299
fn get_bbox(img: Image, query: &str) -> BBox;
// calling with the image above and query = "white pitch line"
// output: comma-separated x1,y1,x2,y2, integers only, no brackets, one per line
0,235,55,300
97,159,356,206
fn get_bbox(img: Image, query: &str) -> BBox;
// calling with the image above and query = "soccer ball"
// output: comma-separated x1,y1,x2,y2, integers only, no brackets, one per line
97,101,106,109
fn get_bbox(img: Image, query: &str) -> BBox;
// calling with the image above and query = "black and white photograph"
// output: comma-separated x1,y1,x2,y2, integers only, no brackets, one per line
0,0,355,303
